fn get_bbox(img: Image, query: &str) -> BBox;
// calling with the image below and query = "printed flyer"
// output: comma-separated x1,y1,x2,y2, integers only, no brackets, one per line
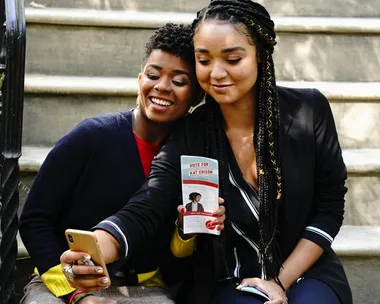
180,155,219,235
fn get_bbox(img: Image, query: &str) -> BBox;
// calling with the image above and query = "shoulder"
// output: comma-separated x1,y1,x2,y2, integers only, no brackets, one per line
278,86,329,108
77,111,131,133
52,111,132,155
170,112,206,155
67,111,132,140
278,86,330,121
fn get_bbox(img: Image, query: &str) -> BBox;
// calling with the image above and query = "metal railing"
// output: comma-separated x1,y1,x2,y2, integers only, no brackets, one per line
0,0,26,303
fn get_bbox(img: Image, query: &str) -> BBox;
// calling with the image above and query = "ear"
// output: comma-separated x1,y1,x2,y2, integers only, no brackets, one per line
137,73,142,94
256,51,261,63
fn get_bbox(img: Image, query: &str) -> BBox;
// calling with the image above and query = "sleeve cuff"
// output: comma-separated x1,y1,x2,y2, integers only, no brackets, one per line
303,225,334,251
92,216,129,259
39,265,75,297
170,226,196,258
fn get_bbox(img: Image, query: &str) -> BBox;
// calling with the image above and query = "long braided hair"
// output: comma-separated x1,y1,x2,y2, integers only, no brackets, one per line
192,0,283,279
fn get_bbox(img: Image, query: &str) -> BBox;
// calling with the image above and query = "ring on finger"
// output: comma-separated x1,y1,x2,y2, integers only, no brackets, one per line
62,264,75,280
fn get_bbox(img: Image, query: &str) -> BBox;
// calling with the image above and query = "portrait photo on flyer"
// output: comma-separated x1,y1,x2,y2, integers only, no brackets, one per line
180,155,219,235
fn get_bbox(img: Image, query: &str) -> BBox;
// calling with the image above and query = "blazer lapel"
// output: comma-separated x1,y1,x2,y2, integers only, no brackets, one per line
278,89,304,254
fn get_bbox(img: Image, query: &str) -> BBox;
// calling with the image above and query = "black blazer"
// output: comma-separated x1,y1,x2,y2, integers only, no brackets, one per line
95,87,352,304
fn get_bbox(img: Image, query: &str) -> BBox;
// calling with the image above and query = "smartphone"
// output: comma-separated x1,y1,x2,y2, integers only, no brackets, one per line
65,229,110,286
240,286,271,301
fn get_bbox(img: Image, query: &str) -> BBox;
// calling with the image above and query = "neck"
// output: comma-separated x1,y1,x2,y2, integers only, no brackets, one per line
219,89,257,135
132,108,172,146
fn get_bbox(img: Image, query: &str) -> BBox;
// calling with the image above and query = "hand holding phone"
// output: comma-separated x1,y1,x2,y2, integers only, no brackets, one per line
240,286,271,301
64,229,111,287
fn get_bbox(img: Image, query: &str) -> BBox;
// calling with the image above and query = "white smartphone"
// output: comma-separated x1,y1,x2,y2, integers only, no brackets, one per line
240,286,271,301
65,229,110,286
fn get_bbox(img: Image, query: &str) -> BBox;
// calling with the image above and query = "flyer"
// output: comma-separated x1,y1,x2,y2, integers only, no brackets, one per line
180,155,220,235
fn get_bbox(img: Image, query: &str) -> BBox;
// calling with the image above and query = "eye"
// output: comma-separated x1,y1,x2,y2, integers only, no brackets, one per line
147,73,159,80
197,59,210,65
226,58,241,64
173,80,187,87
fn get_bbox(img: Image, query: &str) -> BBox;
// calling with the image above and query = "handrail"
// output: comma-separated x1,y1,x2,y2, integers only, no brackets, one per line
0,0,26,303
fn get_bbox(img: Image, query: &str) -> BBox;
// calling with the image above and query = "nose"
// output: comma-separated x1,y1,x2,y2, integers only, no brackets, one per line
154,77,171,92
210,61,227,80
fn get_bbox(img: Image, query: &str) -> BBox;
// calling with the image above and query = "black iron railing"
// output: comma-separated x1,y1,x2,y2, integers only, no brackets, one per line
0,0,26,303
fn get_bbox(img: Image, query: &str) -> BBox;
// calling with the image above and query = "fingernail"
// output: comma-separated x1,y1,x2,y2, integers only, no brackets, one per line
212,212,218,216
216,226,222,231
101,277,109,284
96,267,103,273
84,254,91,260
236,284,242,290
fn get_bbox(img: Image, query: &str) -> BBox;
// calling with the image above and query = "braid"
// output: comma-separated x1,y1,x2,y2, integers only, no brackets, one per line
193,0,283,279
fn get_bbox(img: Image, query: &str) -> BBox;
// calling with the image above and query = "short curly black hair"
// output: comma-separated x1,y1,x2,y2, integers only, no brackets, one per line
142,23,195,75
189,192,201,201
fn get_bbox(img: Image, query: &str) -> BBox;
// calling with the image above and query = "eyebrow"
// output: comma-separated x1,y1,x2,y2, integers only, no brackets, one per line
146,64,191,78
195,46,246,53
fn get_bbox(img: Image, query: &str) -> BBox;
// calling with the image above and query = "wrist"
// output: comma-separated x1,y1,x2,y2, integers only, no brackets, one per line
61,291,75,304
66,290,83,304
272,277,287,292
72,292,95,304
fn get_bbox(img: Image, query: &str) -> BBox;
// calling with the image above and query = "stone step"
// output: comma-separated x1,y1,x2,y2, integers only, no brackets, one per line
19,146,380,175
23,75,380,149
25,8,380,82
18,143,380,226
333,226,380,304
25,0,380,17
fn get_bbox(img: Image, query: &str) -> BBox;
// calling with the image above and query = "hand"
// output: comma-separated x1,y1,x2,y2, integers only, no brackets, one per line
60,250,110,292
237,277,288,304
177,197,226,232
78,295,117,304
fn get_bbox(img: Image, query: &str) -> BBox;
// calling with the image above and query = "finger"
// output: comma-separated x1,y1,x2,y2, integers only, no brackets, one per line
71,264,104,276
217,206,226,217
212,206,225,217
218,197,225,205
60,250,91,265
177,205,186,214
215,214,226,224
236,278,259,289
216,224,224,231
264,299,284,304
69,276,110,291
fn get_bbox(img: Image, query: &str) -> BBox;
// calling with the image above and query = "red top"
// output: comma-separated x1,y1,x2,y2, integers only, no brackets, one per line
134,133,160,178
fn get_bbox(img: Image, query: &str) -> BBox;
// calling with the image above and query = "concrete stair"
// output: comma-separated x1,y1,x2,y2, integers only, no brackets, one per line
18,2,380,303
333,226,380,304
23,76,380,148
25,8,380,82
18,145,380,227
24,0,380,17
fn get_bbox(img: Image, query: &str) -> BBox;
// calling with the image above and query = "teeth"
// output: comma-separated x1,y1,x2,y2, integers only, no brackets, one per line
151,97,173,107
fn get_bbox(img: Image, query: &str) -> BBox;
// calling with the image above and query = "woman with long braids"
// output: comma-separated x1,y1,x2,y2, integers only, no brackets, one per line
60,1,352,303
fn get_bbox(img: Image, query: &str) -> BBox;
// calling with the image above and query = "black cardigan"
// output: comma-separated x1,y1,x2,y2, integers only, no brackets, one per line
20,111,177,283
95,87,352,304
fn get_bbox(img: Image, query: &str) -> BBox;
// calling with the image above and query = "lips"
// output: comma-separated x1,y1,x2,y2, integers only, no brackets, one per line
211,84,232,94
150,97,174,107
211,84,232,88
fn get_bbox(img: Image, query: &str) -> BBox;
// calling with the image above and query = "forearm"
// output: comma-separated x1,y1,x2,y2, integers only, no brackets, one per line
93,230,120,264
277,238,323,290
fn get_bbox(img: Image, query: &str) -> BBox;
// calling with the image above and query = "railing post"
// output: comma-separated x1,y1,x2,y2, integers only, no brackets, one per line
0,0,26,303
